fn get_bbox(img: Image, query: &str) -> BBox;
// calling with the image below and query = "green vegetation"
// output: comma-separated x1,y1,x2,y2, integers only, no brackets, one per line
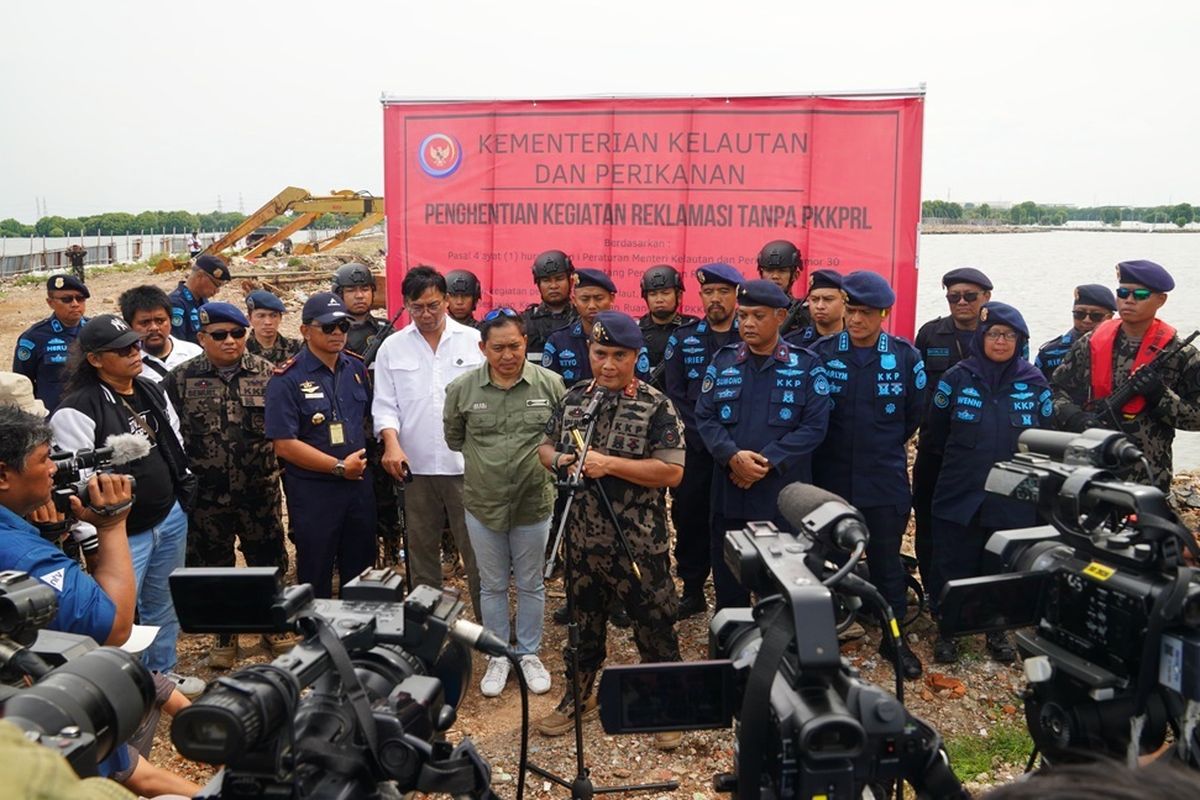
1,208,367,238
923,200,1198,228
945,716,1033,782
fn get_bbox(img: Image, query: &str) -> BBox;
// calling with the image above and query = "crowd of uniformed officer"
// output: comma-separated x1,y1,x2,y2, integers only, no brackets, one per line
10,242,1199,743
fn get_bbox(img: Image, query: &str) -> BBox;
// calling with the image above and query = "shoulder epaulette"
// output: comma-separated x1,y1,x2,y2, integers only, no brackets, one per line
274,355,299,375
343,349,365,361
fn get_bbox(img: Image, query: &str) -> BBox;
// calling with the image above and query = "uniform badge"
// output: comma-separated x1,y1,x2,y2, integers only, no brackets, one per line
54,277,65,288
311,412,326,425
811,371,831,396
933,391,950,409
880,353,897,370
636,352,650,374
701,373,715,394
720,405,732,420
885,402,896,415
779,407,793,420
299,381,319,394
980,307,989,322
198,308,210,324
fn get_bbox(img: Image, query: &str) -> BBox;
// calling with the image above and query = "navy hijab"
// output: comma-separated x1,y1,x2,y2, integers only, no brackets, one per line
960,301,1045,390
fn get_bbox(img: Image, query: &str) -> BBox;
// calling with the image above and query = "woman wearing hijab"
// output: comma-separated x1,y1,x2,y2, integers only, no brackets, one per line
923,302,1052,664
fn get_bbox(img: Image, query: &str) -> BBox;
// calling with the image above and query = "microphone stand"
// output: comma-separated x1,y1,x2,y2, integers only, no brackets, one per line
528,390,678,799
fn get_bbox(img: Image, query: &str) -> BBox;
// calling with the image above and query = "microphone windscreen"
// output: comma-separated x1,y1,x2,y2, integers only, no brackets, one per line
105,432,152,466
777,482,847,529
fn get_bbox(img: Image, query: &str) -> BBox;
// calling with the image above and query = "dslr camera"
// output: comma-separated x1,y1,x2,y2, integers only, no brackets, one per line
939,428,1200,766
597,489,967,799
168,566,497,799
0,570,156,776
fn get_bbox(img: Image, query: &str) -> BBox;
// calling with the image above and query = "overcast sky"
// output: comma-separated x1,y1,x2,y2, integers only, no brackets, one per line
2,1,1197,221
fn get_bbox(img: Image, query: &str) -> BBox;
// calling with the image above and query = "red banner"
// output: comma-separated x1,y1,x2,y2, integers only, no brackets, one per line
382,93,924,337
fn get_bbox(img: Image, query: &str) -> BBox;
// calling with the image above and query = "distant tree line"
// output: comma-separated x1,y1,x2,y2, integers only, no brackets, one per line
923,200,1197,228
0,210,366,239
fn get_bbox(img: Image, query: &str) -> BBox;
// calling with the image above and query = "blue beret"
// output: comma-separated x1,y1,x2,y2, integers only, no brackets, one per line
575,268,616,294
978,301,1029,339
842,271,896,308
302,292,350,325
246,290,286,314
197,301,249,328
807,269,843,292
941,267,993,291
590,311,644,350
737,279,791,309
1073,283,1116,311
1117,260,1174,293
46,273,90,298
695,262,744,287
194,254,233,282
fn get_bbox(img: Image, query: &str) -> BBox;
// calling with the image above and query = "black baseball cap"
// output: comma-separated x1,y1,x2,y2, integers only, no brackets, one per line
79,314,143,353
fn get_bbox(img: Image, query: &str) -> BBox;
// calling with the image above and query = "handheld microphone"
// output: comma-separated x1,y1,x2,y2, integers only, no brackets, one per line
777,483,870,552
579,387,610,424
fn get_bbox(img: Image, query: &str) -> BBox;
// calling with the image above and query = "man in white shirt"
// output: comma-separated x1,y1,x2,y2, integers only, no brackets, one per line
373,267,484,616
119,286,202,382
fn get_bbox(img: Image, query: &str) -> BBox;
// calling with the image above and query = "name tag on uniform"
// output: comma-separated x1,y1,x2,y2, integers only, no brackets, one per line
526,399,551,407
328,422,345,446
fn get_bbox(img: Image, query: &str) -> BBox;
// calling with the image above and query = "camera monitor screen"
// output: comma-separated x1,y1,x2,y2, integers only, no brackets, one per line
598,661,735,734
169,568,287,633
937,572,1050,638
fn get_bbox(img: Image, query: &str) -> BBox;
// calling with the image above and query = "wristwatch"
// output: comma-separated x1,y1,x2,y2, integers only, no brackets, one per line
331,460,346,478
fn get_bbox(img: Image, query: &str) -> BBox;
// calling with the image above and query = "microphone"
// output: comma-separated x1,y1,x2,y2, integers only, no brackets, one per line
450,619,513,659
106,432,152,465
579,387,610,424
777,482,870,551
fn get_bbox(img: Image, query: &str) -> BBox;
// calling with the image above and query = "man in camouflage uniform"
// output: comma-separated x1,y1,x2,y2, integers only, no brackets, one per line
245,290,301,365
535,311,686,751
162,301,289,668
1052,260,1200,490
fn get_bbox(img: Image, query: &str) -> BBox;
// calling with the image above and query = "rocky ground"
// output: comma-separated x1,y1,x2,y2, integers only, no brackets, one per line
4,240,1200,798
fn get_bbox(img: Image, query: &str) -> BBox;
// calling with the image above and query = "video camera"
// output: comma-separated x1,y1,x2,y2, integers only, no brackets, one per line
168,566,499,799
0,570,156,776
44,433,147,549
597,487,967,800
939,428,1200,767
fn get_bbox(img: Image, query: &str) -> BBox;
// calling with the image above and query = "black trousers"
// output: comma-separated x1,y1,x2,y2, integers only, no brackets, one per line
860,505,910,620
911,448,941,594
710,513,752,610
928,515,991,618
671,441,714,593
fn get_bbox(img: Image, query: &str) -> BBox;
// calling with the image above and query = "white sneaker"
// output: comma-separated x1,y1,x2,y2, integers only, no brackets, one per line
519,654,552,695
480,656,511,697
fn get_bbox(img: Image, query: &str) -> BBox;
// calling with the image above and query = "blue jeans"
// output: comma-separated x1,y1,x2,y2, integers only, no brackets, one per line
464,510,550,656
128,501,187,673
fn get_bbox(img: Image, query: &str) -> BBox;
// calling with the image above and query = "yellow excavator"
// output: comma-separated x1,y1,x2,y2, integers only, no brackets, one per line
154,187,384,272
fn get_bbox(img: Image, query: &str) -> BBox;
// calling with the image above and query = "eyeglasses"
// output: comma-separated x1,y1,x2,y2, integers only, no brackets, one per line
983,330,1018,342
105,342,142,357
1115,287,1154,301
51,294,87,304
203,328,247,342
946,291,981,304
483,307,520,322
1072,309,1110,322
407,300,444,316
320,320,352,335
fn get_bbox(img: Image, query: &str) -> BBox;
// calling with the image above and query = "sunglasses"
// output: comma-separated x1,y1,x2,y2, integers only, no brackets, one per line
1115,287,1154,301
483,307,520,322
1072,309,1110,322
203,328,247,342
321,320,352,334
946,291,981,304
51,294,87,304
983,330,1018,342
104,342,142,357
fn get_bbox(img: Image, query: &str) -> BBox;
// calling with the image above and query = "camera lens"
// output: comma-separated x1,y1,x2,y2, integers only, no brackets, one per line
172,667,295,764
2,647,154,762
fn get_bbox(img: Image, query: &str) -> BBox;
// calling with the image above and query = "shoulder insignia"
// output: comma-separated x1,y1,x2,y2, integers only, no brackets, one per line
274,356,299,375
343,349,365,361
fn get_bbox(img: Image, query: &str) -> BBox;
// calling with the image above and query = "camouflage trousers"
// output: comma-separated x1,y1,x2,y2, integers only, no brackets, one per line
186,490,288,572
564,542,681,701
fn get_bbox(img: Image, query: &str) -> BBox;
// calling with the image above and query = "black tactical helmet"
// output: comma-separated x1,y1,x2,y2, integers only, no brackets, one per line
331,262,376,294
640,265,683,296
445,269,481,300
531,250,574,281
756,240,802,271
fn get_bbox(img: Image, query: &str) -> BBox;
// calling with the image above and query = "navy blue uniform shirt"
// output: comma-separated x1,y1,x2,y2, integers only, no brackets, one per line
265,347,372,480
811,331,926,510
11,315,86,411
542,320,651,386
662,319,738,446
169,282,205,343
696,339,830,520
1034,328,1078,382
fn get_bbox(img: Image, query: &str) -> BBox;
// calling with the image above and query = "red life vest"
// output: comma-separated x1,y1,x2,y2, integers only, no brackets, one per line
1089,318,1176,416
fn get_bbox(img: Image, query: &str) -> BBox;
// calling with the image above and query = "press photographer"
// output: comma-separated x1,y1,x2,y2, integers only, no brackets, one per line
939,428,1200,768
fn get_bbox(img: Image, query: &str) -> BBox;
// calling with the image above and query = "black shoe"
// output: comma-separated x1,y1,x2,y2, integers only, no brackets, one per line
677,592,707,620
879,637,923,680
986,631,1017,663
933,636,959,664
552,605,569,625
609,608,632,628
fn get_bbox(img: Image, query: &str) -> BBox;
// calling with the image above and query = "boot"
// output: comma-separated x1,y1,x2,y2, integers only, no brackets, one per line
677,588,707,620
879,636,923,680
986,630,1017,663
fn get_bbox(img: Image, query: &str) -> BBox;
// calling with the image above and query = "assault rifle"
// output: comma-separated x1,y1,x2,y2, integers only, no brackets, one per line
1092,329,1199,424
